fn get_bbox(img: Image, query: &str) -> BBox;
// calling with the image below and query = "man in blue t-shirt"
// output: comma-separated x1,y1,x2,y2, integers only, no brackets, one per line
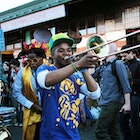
36,33,101,140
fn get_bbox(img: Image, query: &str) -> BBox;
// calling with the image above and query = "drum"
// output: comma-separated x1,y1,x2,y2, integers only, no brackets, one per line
0,126,11,140
0,107,16,127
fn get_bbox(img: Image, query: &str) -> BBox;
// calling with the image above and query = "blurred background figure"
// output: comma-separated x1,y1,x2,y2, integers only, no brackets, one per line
9,58,22,126
120,44,140,140
92,43,131,140
17,50,28,67
12,41,47,140
1,61,11,106
3,61,11,83
0,62,10,106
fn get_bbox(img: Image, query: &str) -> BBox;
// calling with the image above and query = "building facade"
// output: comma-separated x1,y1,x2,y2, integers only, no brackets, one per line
0,0,140,62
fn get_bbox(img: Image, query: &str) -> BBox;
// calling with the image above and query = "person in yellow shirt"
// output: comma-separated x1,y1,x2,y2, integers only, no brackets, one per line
13,42,47,140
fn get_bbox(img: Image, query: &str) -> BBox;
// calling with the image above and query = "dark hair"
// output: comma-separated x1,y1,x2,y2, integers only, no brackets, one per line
17,50,26,59
121,44,130,50
3,61,10,67
10,58,20,67
121,44,139,55
26,48,46,58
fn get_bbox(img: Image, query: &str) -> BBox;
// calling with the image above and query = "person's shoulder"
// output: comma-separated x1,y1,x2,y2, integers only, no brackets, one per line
111,59,126,73
136,58,140,62
135,59,140,68
131,58,140,66
136,58,140,64
16,67,23,75
36,64,55,73
37,64,49,72
114,59,124,66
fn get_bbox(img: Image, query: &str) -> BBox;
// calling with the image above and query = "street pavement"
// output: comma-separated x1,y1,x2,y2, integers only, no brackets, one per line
7,118,97,140
79,119,97,140
8,126,22,140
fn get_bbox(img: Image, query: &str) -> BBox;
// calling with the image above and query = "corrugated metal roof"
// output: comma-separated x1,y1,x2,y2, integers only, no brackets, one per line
0,0,72,23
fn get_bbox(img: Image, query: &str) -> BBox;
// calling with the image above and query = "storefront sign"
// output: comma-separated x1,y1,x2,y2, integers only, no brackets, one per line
1,4,66,32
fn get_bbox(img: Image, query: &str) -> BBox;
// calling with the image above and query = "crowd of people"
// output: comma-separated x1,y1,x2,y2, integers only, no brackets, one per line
0,31,140,140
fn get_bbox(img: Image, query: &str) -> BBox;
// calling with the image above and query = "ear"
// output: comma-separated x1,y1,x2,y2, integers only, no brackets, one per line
51,47,56,56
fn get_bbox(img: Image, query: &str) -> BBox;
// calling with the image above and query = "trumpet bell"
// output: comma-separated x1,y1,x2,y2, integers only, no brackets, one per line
86,34,109,57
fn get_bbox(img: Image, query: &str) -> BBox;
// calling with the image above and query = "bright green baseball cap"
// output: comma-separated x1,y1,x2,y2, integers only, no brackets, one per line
49,33,74,52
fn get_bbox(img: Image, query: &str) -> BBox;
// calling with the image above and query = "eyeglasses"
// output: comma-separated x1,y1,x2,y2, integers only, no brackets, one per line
26,57,42,64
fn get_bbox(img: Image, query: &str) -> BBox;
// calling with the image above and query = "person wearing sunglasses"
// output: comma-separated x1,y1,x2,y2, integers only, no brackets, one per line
12,42,46,140
36,33,101,140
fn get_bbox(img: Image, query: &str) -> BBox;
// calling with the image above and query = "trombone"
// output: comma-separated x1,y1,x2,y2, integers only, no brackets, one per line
64,30,140,60
100,43,140,59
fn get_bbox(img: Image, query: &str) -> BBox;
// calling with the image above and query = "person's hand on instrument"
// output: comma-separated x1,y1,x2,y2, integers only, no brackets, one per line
74,53,99,70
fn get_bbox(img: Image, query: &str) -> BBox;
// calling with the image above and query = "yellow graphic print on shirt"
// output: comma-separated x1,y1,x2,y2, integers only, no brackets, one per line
60,78,76,95
58,78,81,127
59,94,80,127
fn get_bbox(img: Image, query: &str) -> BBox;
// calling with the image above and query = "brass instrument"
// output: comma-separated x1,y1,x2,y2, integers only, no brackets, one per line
86,34,109,57
64,30,140,60
100,44,140,59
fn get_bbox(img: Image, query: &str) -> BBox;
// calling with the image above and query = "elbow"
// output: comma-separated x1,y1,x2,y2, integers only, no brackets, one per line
88,85,101,100
87,83,98,92
45,80,53,87
89,91,101,100
96,91,101,99
45,76,55,87
93,84,101,99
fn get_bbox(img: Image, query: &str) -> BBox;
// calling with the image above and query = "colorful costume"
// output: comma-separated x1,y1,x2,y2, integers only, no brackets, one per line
22,65,41,140
37,64,84,140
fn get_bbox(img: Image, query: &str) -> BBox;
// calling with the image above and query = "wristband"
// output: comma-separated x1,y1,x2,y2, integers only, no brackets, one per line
72,62,78,72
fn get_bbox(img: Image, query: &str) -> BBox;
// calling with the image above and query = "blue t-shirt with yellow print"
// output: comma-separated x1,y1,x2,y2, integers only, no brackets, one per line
36,64,84,140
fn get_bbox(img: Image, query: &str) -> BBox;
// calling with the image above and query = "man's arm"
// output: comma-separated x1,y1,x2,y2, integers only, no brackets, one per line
82,70,98,92
44,54,98,87
12,70,33,109
120,93,131,113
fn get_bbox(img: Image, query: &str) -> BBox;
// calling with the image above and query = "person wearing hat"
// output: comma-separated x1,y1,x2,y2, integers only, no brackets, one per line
12,42,47,140
36,33,101,140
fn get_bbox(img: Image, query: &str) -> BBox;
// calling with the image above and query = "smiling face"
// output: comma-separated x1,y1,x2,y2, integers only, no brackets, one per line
120,51,134,62
51,42,72,68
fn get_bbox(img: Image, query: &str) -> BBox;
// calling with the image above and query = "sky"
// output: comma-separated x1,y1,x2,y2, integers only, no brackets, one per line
0,0,34,13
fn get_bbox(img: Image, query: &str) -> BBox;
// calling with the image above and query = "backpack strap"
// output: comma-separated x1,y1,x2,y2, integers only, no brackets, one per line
111,59,117,77
112,59,132,82
111,59,123,92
